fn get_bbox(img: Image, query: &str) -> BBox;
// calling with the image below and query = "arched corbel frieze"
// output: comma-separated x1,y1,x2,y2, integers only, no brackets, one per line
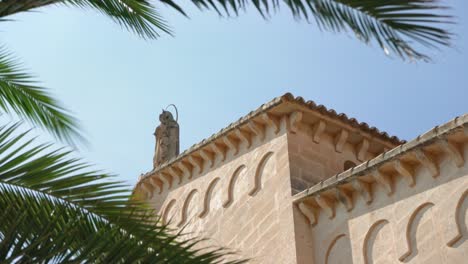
352,179,373,205
223,165,246,208
298,202,318,226
248,121,265,141
162,199,176,225
178,189,199,227
363,219,389,264
288,111,303,134
248,151,274,196
398,202,435,262
261,113,281,134
447,189,468,247
440,139,464,168
199,177,221,218
414,149,439,178
325,234,347,264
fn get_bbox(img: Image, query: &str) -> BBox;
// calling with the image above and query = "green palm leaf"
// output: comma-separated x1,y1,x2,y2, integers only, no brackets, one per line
0,0,176,145
0,48,83,146
162,0,452,61
0,123,244,263
0,0,453,60
0,0,172,39
64,0,172,39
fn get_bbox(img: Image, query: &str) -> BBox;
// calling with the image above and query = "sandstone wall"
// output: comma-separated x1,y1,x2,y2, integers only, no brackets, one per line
288,128,365,194
148,123,298,263
139,106,467,264
294,139,468,264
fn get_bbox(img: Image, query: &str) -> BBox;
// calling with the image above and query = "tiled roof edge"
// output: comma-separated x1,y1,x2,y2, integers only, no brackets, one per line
293,113,468,203
145,92,404,176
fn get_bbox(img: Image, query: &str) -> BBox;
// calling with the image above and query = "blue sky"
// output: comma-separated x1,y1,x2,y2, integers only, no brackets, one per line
2,1,467,186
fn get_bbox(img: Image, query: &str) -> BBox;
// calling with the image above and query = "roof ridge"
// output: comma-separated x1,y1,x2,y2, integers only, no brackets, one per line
293,113,468,202
144,92,404,177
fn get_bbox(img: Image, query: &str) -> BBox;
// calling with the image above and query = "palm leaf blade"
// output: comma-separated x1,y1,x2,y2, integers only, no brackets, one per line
0,124,244,263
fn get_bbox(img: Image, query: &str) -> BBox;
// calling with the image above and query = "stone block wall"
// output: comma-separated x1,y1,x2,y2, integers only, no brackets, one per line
137,104,467,264
148,124,298,263
288,128,364,194
294,131,468,264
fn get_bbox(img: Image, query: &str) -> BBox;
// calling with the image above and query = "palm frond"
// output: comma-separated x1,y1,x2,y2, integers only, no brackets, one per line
65,0,172,39
0,0,171,39
0,123,245,263
0,47,83,145
162,0,452,61
0,0,452,60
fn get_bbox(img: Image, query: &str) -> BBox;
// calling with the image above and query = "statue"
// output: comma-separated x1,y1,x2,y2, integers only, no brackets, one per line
153,106,179,169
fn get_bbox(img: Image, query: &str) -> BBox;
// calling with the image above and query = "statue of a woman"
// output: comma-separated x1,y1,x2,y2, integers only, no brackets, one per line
153,109,179,168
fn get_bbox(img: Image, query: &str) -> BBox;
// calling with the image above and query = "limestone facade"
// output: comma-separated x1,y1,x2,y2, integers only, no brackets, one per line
133,93,467,263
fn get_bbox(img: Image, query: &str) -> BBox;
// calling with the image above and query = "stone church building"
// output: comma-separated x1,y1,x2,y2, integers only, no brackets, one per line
133,93,468,263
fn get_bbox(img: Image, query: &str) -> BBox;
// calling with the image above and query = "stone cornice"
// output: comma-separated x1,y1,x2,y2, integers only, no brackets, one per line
294,114,468,226
134,93,405,196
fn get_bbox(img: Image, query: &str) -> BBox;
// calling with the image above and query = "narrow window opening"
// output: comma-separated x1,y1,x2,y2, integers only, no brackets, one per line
344,160,357,171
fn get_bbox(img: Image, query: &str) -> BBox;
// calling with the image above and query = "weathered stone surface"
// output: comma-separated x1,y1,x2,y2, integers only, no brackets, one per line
153,109,179,168
133,94,468,264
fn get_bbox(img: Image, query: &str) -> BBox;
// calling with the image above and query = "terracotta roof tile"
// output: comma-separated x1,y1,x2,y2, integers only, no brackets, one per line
143,93,404,176
293,113,468,202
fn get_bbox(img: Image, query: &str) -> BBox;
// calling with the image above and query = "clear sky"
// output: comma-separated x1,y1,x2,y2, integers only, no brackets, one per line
2,1,467,187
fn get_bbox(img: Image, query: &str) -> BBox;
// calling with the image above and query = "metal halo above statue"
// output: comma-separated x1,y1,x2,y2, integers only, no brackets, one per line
165,104,178,122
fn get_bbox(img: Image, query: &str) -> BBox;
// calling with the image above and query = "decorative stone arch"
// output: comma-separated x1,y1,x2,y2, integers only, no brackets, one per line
447,189,468,247
223,165,246,208
325,234,347,264
363,219,390,264
249,151,274,196
178,189,199,227
399,202,435,262
199,177,221,218
161,199,176,225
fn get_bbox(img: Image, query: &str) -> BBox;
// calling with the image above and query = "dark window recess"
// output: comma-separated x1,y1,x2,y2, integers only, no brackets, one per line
344,160,357,171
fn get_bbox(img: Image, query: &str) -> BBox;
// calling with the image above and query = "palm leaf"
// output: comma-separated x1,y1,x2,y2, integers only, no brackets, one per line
161,0,452,61
0,47,83,146
0,0,172,39
0,123,245,263
0,0,453,60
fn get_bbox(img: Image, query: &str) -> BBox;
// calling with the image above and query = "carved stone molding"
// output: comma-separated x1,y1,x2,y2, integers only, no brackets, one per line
311,120,326,143
334,129,349,153
223,136,239,155
298,202,318,226
248,121,265,141
394,160,415,187
414,149,439,177
335,187,354,212
372,170,393,196
178,189,199,227
288,111,303,134
199,178,221,218
352,179,373,204
210,142,226,162
315,195,335,219
188,155,203,176
261,113,281,134
446,189,468,247
249,151,274,196
199,149,215,168
363,220,389,264
440,139,464,168
223,165,246,208
235,128,252,148
397,202,434,262
356,139,370,162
